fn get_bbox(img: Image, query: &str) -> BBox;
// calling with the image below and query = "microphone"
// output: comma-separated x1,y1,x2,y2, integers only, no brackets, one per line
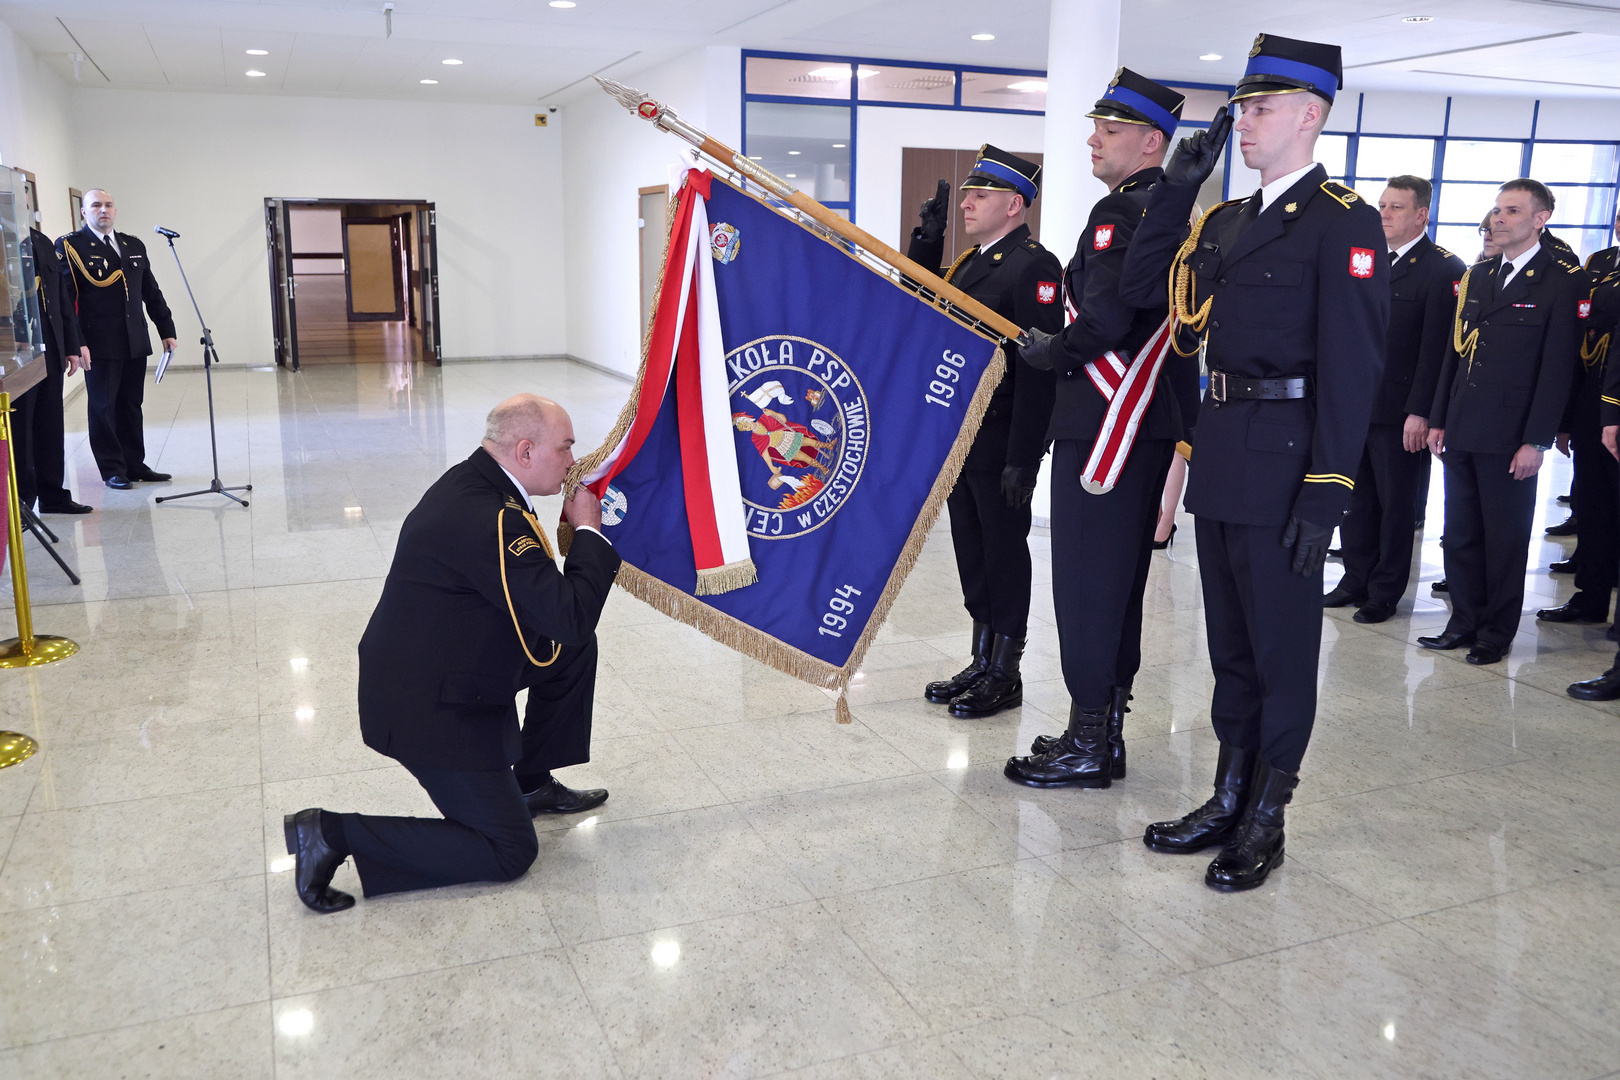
154,226,180,238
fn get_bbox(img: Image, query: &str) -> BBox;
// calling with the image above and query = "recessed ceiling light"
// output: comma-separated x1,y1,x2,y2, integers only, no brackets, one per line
420,78,438,84
971,33,995,41
832,143,846,148
1402,15,1433,22
246,49,268,56
549,0,576,7
785,173,797,178
246,70,266,77
1199,53,1222,61
442,58,462,65
787,150,801,155
1006,80,1046,93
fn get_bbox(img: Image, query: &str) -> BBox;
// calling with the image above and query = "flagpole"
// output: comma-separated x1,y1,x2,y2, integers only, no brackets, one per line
593,76,1028,347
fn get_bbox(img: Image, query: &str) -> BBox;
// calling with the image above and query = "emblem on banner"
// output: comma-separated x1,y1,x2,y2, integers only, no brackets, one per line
600,484,629,527
1349,248,1375,279
1093,225,1114,251
710,222,741,263
727,335,869,539
1036,281,1057,304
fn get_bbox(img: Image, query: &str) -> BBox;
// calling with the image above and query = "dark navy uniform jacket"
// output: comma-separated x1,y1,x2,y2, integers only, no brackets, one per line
358,448,621,772
1589,252,1620,427
1046,165,1195,445
1122,164,1389,528
1382,234,1466,427
1429,244,1586,454
56,226,176,361
29,229,82,363
909,223,1064,469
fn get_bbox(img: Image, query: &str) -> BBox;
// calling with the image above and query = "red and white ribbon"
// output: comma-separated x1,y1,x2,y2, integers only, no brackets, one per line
1078,314,1176,495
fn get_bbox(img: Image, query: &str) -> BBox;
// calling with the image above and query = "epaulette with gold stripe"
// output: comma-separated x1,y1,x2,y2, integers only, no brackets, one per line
1319,180,1359,209
1434,245,1455,259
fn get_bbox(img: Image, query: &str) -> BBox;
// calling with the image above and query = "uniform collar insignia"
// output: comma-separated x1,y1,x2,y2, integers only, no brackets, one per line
992,252,1003,261
1284,201,1298,214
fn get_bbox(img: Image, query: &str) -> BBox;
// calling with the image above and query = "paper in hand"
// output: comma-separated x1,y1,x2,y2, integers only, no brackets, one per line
154,348,174,383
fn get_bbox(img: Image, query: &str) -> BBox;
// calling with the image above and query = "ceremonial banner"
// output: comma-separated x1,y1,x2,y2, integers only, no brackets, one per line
572,169,1003,720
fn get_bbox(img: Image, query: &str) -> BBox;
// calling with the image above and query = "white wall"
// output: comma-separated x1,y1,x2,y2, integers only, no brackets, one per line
0,21,75,235
561,46,740,377
853,106,1047,253
64,87,566,367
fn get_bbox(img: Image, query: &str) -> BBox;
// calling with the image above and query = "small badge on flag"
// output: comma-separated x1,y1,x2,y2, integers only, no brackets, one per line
1093,225,1114,251
1036,281,1057,305
1349,248,1375,279
710,222,741,264
1578,300,1592,319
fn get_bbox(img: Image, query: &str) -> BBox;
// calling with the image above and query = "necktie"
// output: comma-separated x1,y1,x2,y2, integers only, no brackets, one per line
1388,249,1399,266
1234,189,1262,239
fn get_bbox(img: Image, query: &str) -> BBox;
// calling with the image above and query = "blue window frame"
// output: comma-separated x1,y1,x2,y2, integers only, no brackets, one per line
741,50,1047,224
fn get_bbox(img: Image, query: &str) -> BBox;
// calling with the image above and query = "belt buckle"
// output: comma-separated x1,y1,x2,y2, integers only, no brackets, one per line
1210,370,1227,404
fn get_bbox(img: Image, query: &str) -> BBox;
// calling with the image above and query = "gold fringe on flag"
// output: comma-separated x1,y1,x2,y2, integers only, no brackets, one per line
694,558,759,596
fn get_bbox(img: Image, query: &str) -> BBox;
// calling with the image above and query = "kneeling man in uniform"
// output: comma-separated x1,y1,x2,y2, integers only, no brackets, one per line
284,394,621,913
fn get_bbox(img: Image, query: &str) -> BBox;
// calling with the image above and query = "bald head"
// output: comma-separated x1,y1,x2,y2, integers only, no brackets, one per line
82,189,116,233
481,394,577,497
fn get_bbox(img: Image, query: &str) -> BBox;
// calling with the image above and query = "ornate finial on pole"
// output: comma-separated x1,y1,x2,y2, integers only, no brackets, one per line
592,75,662,121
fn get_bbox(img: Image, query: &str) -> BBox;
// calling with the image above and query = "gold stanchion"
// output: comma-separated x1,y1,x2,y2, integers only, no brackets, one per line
0,390,77,672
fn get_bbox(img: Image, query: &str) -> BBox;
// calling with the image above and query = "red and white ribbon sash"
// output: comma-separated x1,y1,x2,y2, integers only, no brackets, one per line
581,169,754,592
1078,314,1175,495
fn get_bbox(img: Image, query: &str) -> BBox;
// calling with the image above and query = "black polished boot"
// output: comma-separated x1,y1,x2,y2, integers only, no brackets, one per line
1205,760,1299,891
948,634,1023,717
1003,703,1111,788
1142,743,1257,853
925,621,993,704
1029,686,1129,777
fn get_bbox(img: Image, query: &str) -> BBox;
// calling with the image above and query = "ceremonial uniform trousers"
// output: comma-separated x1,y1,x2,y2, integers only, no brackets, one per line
1044,166,1192,710
1430,247,1586,648
1121,166,1387,772
12,229,82,510
1338,237,1465,604
1567,246,1620,609
335,448,620,897
56,227,176,480
907,223,1063,641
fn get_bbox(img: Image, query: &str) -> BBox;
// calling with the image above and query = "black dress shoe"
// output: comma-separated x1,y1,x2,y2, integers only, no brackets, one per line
1144,743,1257,854
38,500,92,514
1549,559,1577,574
1545,516,1578,537
1609,624,1618,643
521,773,609,816
1205,760,1298,892
128,468,172,482
1558,492,1572,504
1465,641,1506,665
1417,630,1475,650
1536,599,1607,623
283,808,355,914
1353,600,1397,624
105,475,133,490
1326,547,1343,559
925,622,992,704
1322,586,1365,608
1004,704,1111,789
1431,579,1449,594
948,634,1023,718
1568,669,1620,701
1029,685,1130,778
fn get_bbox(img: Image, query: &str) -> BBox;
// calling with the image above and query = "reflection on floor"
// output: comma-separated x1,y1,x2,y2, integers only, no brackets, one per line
0,359,1617,1079
293,274,422,365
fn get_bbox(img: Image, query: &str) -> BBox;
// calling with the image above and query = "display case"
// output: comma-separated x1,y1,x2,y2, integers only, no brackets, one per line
0,164,46,398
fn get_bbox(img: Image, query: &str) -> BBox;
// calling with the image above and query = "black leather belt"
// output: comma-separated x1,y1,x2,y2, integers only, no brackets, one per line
1208,370,1311,404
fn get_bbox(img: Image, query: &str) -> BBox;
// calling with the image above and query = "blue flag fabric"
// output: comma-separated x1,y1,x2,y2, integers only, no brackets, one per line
585,177,1003,710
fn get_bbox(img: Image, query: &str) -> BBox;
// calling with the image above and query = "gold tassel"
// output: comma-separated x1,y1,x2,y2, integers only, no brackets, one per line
694,558,759,596
834,690,852,725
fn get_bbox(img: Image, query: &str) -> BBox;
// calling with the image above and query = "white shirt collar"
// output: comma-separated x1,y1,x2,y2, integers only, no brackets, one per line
93,227,118,249
495,462,534,513
1390,234,1423,261
1259,162,1320,212
1500,241,1541,285
977,228,1018,257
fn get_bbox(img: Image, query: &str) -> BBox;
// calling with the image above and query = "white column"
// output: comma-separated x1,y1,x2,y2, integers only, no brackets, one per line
1031,0,1121,527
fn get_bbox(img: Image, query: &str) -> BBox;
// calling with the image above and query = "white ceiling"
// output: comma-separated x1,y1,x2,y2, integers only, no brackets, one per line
1,0,1618,106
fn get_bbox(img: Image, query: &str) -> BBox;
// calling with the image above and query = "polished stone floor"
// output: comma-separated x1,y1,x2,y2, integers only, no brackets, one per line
0,359,1616,1079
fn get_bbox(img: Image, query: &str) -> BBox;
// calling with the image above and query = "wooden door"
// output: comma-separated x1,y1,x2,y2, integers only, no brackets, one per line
342,217,404,321
899,148,1045,274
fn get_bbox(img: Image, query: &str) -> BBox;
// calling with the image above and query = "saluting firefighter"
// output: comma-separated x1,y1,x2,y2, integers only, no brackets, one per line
1118,34,1388,891
909,147,1065,718
56,189,177,490
1568,255,1620,699
1002,70,1195,790
1323,176,1465,623
283,395,620,912
1421,180,1586,665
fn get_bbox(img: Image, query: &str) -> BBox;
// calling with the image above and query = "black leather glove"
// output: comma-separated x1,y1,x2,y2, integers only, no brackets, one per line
1001,464,1039,509
1164,105,1232,189
917,179,950,245
1020,326,1057,371
1281,515,1335,576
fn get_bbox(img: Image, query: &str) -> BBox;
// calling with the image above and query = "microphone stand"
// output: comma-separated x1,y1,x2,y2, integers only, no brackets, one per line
152,232,251,508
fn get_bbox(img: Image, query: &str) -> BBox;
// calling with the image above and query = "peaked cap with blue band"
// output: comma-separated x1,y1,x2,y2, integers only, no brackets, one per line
1088,68,1185,136
1232,33,1342,104
960,145,1041,204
